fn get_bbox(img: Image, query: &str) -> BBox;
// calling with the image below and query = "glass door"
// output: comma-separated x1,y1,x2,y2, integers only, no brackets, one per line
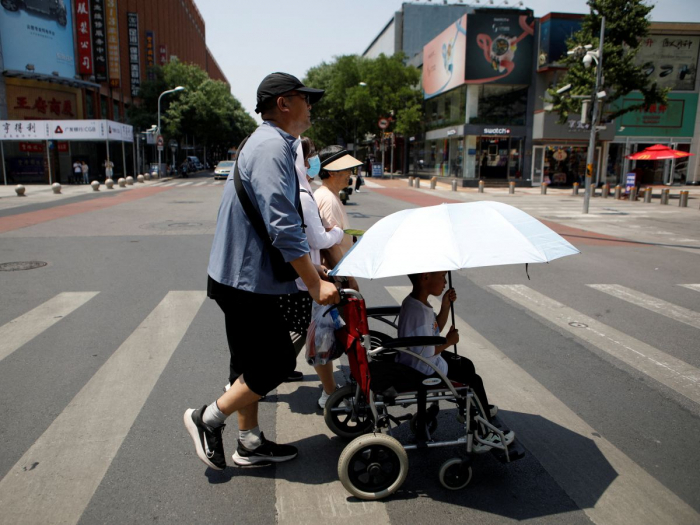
532,146,544,186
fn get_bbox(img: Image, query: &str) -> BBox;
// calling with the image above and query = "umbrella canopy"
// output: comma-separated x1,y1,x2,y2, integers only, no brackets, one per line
330,201,580,279
626,144,694,160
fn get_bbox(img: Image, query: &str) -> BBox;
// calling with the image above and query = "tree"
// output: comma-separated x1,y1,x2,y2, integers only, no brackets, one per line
303,53,422,150
548,0,667,124
127,61,256,160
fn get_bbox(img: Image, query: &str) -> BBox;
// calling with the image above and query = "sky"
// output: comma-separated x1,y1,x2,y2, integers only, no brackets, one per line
195,0,700,121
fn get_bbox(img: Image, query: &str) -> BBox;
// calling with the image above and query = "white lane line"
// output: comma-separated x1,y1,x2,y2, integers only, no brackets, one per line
178,182,195,187
491,285,700,406
679,284,700,293
0,292,99,363
588,284,700,330
386,286,699,525
275,356,390,524
193,181,207,186
0,291,206,525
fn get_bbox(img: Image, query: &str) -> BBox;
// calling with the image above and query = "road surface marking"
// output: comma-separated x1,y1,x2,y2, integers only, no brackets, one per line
275,356,390,525
679,284,700,293
588,284,700,330
178,181,195,187
0,291,206,525
0,292,99,363
193,181,208,186
213,180,224,185
490,285,700,405
386,285,699,525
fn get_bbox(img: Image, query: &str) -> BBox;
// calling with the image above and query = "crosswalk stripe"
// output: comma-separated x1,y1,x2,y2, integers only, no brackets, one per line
588,284,700,330
490,285,700,406
385,286,699,525
178,181,195,186
0,292,99,363
275,356,390,524
679,284,700,293
0,291,206,525
159,182,178,187
193,181,208,186
213,180,224,185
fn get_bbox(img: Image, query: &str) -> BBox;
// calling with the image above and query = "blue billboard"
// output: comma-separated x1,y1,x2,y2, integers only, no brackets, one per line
0,0,76,78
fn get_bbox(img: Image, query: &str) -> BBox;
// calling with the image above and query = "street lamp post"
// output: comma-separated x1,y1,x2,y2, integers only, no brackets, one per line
157,86,185,177
355,82,368,158
582,17,605,214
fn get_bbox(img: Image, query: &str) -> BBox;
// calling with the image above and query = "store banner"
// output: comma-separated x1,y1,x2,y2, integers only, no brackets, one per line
91,0,108,82
615,92,699,137
635,35,699,91
107,121,134,142
422,15,466,99
49,120,106,140
105,0,120,88
7,83,78,120
76,0,93,75
464,12,535,85
0,0,76,78
0,121,50,140
159,44,168,66
145,31,156,80
0,119,133,142
127,12,141,97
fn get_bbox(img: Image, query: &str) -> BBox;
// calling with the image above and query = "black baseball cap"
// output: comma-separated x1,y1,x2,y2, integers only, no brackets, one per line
255,72,325,114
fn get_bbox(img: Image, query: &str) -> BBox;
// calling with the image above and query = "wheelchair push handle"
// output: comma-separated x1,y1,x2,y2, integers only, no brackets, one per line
322,288,362,317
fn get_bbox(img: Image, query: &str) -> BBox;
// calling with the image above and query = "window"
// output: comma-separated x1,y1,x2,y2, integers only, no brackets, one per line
471,85,528,125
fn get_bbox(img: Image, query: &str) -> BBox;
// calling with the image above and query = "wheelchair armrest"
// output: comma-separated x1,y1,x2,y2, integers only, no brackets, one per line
366,306,402,318
380,336,447,349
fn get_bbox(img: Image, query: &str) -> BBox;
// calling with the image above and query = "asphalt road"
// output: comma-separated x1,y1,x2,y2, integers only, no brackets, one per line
0,173,698,524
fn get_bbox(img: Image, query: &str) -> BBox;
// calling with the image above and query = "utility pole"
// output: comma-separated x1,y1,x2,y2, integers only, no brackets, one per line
583,16,605,215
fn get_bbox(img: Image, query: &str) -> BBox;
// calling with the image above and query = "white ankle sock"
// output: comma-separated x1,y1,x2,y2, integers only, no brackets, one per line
239,426,262,449
202,401,227,427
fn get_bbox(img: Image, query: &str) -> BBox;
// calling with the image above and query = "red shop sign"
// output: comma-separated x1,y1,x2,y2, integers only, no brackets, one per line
75,0,93,75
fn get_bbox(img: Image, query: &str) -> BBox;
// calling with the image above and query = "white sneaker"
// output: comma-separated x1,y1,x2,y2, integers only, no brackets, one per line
473,430,515,453
318,390,332,410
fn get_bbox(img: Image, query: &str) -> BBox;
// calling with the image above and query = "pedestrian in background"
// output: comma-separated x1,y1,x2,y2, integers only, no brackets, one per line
72,160,82,184
81,161,89,185
184,72,338,471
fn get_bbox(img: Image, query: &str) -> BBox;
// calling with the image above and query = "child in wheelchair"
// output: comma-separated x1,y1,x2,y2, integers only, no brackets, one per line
398,271,514,451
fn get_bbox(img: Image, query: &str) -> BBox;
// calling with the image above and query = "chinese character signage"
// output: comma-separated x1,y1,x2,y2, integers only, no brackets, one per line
7,83,78,120
423,15,466,100
0,119,133,142
0,0,76,78
127,12,141,97
464,11,535,85
616,93,699,137
159,44,168,65
105,0,120,88
75,0,93,75
635,35,700,91
91,0,108,82
145,30,156,80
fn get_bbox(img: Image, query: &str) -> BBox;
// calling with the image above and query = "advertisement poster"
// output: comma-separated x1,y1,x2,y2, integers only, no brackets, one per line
159,44,167,66
105,0,120,88
91,0,108,82
75,0,93,75
0,0,75,78
464,12,535,85
423,15,466,99
127,12,140,97
145,30,156,80
635,35,699,91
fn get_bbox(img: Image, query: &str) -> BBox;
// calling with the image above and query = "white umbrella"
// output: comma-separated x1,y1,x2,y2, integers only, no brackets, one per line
330,201,580,279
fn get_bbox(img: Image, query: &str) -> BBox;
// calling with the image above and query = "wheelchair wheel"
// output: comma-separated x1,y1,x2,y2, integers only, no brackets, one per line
439,458,472,490
324,385,373,440
338,433,409,500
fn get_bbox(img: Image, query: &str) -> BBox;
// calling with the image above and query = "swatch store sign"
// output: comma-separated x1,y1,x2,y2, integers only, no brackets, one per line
482,127,512,135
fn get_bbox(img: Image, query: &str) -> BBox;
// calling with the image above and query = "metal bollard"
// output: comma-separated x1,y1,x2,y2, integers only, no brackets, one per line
644,187,653,202
660,188,669,205
541,183,547,195
572,182,579,196
509,181,515,194
679,190,689,208
629,187,638,201
408,176,414,187
614,185,621,199
451,180,458,192
602,184,610,198
415,177,420,189
478,180,485,193
430,176,437,189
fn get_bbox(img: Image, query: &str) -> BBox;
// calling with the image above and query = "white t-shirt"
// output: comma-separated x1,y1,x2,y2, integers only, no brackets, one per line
397,295,448,376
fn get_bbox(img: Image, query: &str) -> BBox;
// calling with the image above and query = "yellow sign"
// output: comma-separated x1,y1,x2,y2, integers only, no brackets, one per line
106,0,120,88
586,163,593,178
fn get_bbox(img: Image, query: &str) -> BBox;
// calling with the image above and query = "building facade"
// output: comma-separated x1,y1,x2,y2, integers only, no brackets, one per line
0,0,228,184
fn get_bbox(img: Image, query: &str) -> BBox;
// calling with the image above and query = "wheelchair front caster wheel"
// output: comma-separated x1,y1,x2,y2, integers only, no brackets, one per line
439,458,472,490
339,433,409,500
324,385,373,440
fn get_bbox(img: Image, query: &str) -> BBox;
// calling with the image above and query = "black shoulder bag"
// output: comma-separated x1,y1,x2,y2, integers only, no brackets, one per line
233,136,304,283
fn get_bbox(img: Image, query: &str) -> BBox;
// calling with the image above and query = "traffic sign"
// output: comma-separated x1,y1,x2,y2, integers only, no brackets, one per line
378,118,389,130
156,135,164,147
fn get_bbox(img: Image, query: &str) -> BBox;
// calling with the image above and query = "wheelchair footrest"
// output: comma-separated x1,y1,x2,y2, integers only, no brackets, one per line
490,438,526,464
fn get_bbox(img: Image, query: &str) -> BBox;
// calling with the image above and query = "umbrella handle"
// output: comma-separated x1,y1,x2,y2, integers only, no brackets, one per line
448,271,458,358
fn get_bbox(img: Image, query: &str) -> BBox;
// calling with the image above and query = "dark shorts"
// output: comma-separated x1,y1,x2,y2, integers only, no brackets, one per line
208,276,297,396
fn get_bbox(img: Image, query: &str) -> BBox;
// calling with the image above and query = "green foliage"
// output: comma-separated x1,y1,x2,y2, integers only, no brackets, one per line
303,53,423,149
548,0,668,124
127,61,256,153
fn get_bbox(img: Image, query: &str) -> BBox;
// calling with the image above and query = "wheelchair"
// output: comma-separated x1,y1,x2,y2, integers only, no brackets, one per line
323,289,525,500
